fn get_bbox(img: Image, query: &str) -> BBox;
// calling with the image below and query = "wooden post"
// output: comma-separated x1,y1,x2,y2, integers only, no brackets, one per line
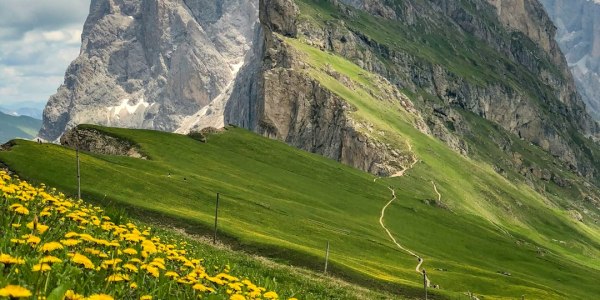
213,193,219,244
76,133,81,200
423,269,428,300
324,241,330,274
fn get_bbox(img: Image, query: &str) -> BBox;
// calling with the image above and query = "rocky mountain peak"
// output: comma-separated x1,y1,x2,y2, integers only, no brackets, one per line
39,0,258,141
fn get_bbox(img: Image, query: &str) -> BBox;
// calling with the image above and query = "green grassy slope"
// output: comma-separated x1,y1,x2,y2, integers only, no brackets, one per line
1,123,599,299
0,111,42,143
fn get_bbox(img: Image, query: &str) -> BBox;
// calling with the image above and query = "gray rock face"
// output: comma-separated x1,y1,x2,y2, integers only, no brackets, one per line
540,0,600,120
225,1,416,175
39,0,258,141
61,127,146,159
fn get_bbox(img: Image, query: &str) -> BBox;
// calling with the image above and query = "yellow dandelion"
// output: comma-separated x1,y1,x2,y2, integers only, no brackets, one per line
24,234,41,245
9,203,29,215
39,242,64,253
60,239,81,246
146,265,160,278
141,240,157,253
11,223,21,228
26,221,49,234
123,263,139,273
0,253,25,265
64,232,79,238
264,291,279,299
71,253,95,269
0,285,32,298
87,294,114,300
129,282,138,289
32,263,52,272
64,290,84,300
192,283,211,292
207,276,225,285
140,296,152,300
149,261,166,270
228,282,243,292
165,271,179,279
122,248,138,255
106,273,130,282
129,258,142,264
101,258,122,267
40,256,63,264
230,295,246,300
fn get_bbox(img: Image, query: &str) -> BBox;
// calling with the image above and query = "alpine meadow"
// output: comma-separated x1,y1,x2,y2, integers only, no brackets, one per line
1,0,600,299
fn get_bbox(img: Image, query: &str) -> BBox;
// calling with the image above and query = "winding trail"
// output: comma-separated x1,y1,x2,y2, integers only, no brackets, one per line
377,142,432,287
379,187,420,258
432,181,441,202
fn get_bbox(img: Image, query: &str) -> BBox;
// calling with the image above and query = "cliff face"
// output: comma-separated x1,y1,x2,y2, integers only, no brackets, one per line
540,0,600,120
225,0,423,175
39,0,258,141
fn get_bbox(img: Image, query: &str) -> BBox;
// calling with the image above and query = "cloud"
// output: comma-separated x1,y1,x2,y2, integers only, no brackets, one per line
0,0,90,40
0,0,89,108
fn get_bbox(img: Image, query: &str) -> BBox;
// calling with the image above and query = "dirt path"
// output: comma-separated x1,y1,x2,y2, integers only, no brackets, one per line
379,187,420,258
376,142,432,287
395,143,419,177
380,187,431,287
432,181,441,202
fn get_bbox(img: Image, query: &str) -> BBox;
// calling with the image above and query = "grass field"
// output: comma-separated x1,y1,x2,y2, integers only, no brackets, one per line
1,3,599,297
1,123,599,299
0,170,395,300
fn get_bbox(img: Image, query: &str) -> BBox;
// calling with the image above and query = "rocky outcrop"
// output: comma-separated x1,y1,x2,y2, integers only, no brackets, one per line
260,0,299,37
540,0,600,120
60,127,146,159
39,0,258,141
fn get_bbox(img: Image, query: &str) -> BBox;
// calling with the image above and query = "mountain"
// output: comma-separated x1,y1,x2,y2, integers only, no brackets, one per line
39,0,258,141
0,102,45,119
12,107,43,120
540,0,600,120
40,0,600,178
0,111,42,143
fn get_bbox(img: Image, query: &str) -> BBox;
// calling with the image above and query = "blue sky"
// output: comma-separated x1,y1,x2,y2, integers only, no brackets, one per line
0,0,90,110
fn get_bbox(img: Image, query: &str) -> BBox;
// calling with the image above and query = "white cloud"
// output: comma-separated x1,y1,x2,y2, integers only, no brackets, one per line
22,29,83,45
0,0,89,109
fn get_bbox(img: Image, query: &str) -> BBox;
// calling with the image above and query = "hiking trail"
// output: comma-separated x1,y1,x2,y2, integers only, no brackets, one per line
376,142,432,287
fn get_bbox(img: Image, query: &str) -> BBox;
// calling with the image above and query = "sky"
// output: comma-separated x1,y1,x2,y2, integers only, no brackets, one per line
0,0,90,112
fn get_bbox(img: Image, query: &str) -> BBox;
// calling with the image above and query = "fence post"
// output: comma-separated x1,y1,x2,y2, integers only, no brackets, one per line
423,269,428,300
324,241,330,274
213,193,219,244
76,133,81,200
